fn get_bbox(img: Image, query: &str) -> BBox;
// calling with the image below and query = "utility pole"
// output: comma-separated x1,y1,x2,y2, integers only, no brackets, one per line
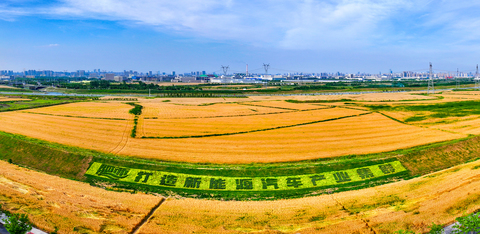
263,63,270,74
476,64,479,90
456,68,459,89
427,62,434,94
221,65,229,76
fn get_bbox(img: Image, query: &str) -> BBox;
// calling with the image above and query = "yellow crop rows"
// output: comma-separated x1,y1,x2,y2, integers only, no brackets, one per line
140,102,285,119
24,102,134,119
0,160,161,234
140,159,480,234
2,154,479,233
123,113,462,163
0,100,465,163
139,108,366,138
0,112,129,153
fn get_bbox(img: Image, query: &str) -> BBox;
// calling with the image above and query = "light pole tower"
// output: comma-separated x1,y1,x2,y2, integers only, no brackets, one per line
456,68,459,89
427,62,434,94
221,65,229,76
475,64,479,90
263,63,270,74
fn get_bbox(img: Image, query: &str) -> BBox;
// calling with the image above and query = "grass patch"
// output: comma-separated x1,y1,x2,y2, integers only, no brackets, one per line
0,131,90,180
404,115,427,122
126,102,143,115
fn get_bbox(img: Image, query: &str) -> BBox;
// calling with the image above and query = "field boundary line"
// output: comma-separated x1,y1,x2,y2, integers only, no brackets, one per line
141,112,373,139
130,197,165,234
331,194,377,234
239,103,302,111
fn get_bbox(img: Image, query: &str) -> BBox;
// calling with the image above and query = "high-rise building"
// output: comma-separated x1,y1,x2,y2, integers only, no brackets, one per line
104,73,115,80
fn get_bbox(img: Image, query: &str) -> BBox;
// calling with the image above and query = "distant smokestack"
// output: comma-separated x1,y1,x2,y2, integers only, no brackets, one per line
246,64,248,77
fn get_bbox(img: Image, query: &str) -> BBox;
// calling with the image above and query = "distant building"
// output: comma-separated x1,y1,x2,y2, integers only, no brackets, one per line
114,76,125,82
104,73,115,80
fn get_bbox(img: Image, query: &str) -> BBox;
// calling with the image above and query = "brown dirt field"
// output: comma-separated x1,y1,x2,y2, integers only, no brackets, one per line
140,102,285,119
24,102,134,119
0,160,161,234
140,159,480,234
139,108,365,137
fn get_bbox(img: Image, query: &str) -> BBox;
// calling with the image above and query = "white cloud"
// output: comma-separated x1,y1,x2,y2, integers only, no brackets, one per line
2,0,480,50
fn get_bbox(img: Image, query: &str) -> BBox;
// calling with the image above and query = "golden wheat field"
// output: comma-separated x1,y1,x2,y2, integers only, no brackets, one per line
0,112,130,153
2,152,480,234
0,97,467,163
138,108,366,138
24,102,134,119
0,160,161,234
0,96,30,102
241,100,325,110
140,102,285,119
140,158,480,234
124,113,463,163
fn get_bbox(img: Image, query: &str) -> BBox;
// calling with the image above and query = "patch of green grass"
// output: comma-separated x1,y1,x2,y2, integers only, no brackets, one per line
404,115,427,122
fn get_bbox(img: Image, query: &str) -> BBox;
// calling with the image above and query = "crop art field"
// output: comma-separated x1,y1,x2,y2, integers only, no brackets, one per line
2,91,480,233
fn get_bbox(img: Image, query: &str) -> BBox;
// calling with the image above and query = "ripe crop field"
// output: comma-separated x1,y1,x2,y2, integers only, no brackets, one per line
24,102,134,119
0,100,464,164
0,160,161,234
140,159,480,234
241,100,325,110
116,113,461,163
138,108,366,138
1,91,480,233
140,102,285,119
0,112,129,153
0,96,30,102
3,152,477,234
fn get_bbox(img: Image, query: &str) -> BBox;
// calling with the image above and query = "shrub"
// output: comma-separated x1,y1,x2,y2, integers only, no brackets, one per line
4,213,32,234
452,212,480,234
428,223,444,234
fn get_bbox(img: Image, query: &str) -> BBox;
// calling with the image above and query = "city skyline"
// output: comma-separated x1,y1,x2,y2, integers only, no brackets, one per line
1,0,480,73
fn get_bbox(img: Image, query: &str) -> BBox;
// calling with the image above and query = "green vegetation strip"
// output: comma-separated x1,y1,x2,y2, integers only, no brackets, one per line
85,161,406,191
364,100,480,122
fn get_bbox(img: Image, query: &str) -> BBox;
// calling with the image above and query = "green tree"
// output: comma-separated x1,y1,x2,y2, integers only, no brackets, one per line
452,212,480,234
4,213,32,234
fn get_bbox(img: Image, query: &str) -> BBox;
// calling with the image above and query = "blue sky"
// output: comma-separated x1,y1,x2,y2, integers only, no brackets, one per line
1,0,480,74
